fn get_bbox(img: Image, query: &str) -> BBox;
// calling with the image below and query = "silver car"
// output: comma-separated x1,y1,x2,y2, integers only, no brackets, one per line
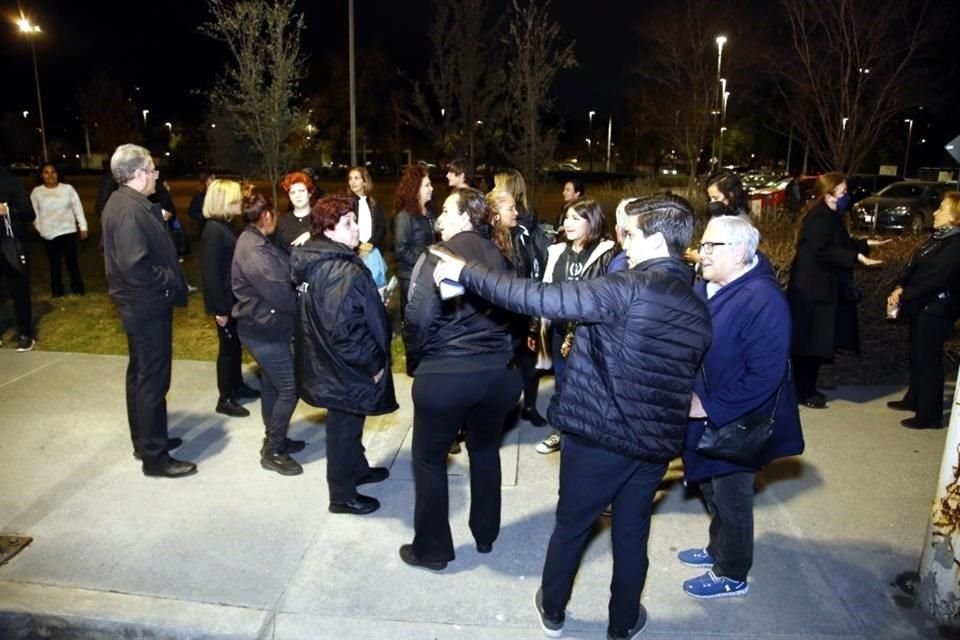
852,181,952,233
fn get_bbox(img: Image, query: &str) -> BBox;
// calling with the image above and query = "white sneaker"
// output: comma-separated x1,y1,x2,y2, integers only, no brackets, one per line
536,432,561,454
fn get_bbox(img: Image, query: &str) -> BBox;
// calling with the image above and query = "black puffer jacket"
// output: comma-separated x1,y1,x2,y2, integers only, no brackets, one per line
290,239,398,416
460,256,712,461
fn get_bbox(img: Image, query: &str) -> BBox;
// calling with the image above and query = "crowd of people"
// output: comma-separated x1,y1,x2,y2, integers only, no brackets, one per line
2,141,959,638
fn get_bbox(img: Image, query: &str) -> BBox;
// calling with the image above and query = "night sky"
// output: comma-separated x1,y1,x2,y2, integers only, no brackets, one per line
3,0,959,165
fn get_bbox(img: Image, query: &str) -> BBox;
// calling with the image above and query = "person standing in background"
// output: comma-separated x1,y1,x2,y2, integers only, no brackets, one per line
30,163,88,297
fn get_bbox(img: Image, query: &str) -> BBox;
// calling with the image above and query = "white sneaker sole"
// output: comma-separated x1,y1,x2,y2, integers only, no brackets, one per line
534,592,563,638
683,583,749,599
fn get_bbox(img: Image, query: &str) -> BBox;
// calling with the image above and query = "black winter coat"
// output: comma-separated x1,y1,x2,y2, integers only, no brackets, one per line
201,219,237,315
231,226,296,342
787,203,869,358
102,186,188,331
290,239,398,416
460,256,712,461
0,168,35,239
274,211,311,253
897,228,960,318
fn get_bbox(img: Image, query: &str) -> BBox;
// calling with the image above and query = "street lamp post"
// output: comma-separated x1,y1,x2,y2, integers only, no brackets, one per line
718,127,728,167
714,35,727,167
903,119,914,178
588,111,595,171
17,16,47,162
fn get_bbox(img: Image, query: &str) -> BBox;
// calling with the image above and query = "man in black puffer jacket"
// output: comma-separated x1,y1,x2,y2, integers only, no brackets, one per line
431,195,711,640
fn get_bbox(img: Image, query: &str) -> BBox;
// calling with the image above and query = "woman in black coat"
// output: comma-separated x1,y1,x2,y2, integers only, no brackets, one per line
347,166,386,252
393,165,436,323
398,187,521,571
290,195,398,515
887,191,960,429
786,172,887,408
231,193,304,476
202,179,260,418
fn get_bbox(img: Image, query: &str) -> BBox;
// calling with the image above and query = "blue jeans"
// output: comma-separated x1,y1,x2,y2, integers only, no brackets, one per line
238,329,297,452
540,435,666,637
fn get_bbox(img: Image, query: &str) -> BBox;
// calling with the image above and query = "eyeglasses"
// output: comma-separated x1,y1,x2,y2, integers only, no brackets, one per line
697,242,730,255
140,167,159,177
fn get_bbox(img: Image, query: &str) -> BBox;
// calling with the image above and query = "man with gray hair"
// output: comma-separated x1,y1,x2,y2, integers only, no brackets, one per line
102,144,195,478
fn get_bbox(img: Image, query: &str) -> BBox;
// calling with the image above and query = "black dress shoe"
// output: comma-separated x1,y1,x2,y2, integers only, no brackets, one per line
284,438,306,454
521,407,548,427
358,467,389,485
887,400,914,411
476,542,493,554
398,544,447,570
330,494,380,515
800,394,827,409
216,398,250,418
233,384,261,400
142,456,198,478
261,452,303,475
133,438,183,460
901,417,944,430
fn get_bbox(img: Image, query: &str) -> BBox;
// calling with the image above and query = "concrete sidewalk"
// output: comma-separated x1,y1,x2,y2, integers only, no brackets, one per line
0,350,952,639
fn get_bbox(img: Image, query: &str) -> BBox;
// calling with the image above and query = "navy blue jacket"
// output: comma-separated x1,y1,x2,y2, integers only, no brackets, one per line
683,253,804,482
460,256,711,461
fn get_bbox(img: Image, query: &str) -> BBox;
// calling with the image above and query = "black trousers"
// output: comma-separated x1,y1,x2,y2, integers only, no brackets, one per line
326,409,372,503
125,309,174,463
239,329,297,452
43,233,84,296
703,471,756,582
411,366,521,562
904,310,954,423
792,355,822,400
0,247,32,338
518,346,540,411
540,434,666,638
215,318,243,400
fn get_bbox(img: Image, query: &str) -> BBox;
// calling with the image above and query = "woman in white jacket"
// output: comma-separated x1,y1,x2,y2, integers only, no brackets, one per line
30,163,87,296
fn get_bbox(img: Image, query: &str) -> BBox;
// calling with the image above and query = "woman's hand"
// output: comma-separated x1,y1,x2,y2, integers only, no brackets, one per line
857,253,883,267
888,286,903,306
359,242,373,258
429,246,466,284
866,238,892,247
215,315,229,327
291,231,310,247
689,392,708,418
79,230,88,240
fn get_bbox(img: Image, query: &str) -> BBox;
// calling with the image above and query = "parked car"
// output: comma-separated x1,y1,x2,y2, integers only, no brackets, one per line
747,176,792,216
846,174,900,205
852,180,953,233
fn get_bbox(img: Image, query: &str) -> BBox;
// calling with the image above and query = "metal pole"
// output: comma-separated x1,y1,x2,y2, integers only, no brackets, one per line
903,120,914,179
29,38,47,162
606,116,612,173
348,0,357,167
916,363,960,622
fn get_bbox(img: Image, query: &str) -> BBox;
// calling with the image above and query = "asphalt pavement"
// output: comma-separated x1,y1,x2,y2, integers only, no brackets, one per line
0,350,953,639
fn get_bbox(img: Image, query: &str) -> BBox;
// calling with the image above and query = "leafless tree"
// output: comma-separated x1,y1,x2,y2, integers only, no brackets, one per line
502,0,576,191
632,0,732,192
75,71,141,153
202,0,305,201
776,0,935,173
403,0,503,172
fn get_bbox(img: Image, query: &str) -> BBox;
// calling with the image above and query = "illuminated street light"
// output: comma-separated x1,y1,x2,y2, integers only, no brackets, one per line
841,117,849,131
17,15,47,161
722,91,730,120
164,122,172,131
586,136,593,172
903,119,914,178
715,35,727,76
22,111,29,119
142,109,149,125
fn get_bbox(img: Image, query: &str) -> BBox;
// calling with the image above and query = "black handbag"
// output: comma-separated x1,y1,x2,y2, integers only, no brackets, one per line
694,365,786,466
1,215,26,273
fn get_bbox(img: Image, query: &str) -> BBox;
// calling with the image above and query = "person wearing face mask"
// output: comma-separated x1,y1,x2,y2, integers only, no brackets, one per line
787,172,888,409
275,171,319,253
886,192,960,429
705,172,750,221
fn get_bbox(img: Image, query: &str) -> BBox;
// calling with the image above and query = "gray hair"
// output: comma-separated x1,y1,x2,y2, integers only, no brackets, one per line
705,215,760,264
110,144,152,184
615,197,641,230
